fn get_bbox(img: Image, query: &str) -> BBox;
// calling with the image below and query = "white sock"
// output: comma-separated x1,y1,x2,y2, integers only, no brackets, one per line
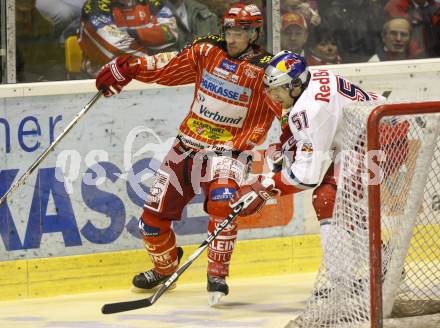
320,218,356,282
319,219,333,278
319,219,331,254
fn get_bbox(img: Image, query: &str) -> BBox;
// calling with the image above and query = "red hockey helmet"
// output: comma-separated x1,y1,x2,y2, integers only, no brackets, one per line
222,3,264,30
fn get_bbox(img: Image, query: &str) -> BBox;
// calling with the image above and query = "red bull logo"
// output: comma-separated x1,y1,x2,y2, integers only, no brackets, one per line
276,57,301,73
285,58,301,70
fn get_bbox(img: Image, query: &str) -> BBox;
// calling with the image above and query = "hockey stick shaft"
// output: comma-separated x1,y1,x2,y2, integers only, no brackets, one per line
0,90,103,207
102,192,259,314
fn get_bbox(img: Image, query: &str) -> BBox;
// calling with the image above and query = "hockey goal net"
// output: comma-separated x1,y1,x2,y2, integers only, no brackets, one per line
287,100,440,328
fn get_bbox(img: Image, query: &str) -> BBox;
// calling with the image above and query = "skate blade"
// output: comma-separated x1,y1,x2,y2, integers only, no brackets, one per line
208,291,226,307
131,282,177,293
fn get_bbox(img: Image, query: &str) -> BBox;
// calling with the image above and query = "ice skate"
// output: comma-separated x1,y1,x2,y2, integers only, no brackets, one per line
132,247,183,292
313,278,366,301
207,275,229,306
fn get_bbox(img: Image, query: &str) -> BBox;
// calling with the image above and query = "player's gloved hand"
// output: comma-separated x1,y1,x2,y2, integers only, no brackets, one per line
265,143,283,172
96,55,141,97
229,175,280,216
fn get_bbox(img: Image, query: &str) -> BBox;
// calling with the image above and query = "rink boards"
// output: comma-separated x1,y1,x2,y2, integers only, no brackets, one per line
0,234,322,301
1,58,440,302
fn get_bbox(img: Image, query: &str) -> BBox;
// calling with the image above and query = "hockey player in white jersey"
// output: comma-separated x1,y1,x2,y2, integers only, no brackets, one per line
231,50,383,216
230,51,409,282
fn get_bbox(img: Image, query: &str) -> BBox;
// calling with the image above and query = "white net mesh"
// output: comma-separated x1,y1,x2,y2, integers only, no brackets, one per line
287,100,440,328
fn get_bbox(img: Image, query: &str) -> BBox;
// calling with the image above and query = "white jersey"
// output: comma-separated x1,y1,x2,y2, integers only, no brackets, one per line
281,68,384,189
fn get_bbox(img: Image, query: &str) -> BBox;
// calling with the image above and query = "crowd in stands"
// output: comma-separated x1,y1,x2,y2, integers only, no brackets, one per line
12,0,440,82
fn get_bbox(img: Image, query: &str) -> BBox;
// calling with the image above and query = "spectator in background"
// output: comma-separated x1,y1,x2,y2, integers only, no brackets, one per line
198,0,238,20
164,0,220,49
320,0,385,63
306,27,341,65
369,17,423,61
281,0,321,27
36,0,86,33
281,12,308,56
385,0,440,57
78,0,178,76
16,0,66,82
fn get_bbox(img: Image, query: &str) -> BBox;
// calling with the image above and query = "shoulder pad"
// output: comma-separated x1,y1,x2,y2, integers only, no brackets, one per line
192,34,226,49
248,51,274,68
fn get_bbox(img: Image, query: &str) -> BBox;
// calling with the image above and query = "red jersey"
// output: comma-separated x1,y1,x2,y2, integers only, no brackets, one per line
79,0,178,66
134,35,282,152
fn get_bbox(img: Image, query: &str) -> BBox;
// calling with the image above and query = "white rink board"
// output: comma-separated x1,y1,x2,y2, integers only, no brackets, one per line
0,59,439,261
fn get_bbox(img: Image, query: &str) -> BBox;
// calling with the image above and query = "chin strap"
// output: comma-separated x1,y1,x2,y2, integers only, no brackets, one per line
289,89,297,100
290,71,312,101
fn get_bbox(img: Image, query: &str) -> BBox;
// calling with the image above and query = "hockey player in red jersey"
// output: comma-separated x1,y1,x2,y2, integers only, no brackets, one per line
95,4,281,306
78,0,178,75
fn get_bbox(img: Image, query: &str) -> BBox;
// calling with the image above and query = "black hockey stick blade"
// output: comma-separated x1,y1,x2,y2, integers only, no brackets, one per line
101,199,254,314
102,298,152,314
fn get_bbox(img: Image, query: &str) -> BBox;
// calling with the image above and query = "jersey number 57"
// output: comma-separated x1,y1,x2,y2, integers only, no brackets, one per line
291,110,309,131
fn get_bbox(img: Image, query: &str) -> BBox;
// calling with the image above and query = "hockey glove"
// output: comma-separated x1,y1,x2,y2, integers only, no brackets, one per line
229,175,280,217
265,143,283,172
96,55,141,97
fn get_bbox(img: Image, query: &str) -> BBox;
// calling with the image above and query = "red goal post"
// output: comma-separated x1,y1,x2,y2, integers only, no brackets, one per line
367,101,440,328
287,100,440,328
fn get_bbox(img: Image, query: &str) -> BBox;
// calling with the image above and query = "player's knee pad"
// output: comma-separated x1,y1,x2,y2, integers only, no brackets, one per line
205,179,238,218
139,209,172,244
312,183,337,221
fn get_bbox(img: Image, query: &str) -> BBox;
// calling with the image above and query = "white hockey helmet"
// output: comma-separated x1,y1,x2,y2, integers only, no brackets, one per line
264,50,309,89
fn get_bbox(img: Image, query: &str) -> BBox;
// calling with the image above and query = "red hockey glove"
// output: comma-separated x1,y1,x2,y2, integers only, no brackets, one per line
96,55,141,97
229,175,280,217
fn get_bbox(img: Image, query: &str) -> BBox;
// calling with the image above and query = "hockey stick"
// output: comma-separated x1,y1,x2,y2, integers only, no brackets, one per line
0,90,103,207
101,192,258,314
